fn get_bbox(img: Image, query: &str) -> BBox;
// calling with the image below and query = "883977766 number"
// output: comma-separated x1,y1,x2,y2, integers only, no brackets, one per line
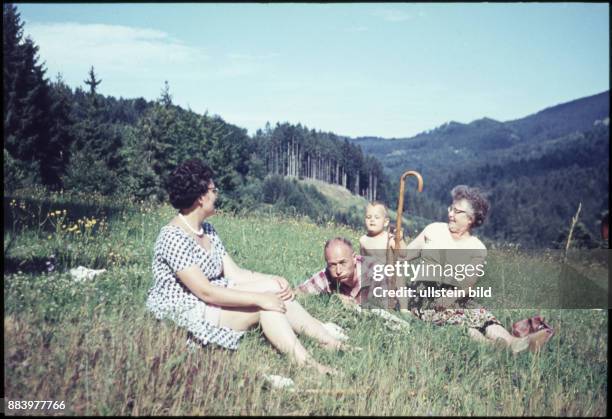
6,400,66,410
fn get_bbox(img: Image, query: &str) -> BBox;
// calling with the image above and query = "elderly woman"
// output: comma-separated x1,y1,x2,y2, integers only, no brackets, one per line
401,185,552,353
146,158,348,375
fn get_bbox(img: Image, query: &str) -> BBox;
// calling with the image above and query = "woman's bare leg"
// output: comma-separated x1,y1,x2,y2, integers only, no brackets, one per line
283,300,348,349
218,306,260,331
230,276,280,290
229,279,347,350
467,327,491,344
218,307,336,375
259,310,336,374
484,324,529,353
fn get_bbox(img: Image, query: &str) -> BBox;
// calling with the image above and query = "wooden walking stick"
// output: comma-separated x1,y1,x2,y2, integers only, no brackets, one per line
386,170,424,310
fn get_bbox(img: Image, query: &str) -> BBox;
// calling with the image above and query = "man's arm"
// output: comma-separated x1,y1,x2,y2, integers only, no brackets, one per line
295,269,331,296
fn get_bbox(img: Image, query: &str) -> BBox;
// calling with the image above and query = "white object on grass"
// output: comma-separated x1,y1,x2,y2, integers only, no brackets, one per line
322,322,349,341
370,308,411,332
332,293,410,332
263,374,295,389
70,266,107,282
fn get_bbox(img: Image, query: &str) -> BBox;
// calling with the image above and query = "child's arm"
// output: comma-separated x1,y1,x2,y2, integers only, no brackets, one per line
359,235,368,256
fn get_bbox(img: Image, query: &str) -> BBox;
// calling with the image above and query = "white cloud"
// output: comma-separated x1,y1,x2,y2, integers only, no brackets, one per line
26,22,208,73
22,21,277,101
22,21,210,99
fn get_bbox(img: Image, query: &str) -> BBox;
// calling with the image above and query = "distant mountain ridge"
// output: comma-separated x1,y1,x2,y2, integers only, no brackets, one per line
348,91,610,248
351,91,609,147
506,91,610,141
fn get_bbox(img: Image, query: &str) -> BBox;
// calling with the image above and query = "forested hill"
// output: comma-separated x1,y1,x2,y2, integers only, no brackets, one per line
348,91,610,248
3,4,608,249
506,91,609,141
4,4,388,234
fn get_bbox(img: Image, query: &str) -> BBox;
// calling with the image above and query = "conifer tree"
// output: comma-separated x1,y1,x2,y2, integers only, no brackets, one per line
84,66,102,96
42,74,74,188
121,82,182,200
160,80,172,108
3,3,56,187
63,67,123,194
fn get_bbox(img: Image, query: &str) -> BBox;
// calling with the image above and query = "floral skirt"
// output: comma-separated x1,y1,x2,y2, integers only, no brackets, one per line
411,307,501,332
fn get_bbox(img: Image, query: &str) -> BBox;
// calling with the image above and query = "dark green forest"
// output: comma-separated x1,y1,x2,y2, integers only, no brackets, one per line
3,4,387,226
351,94,609,248
4,4,609,248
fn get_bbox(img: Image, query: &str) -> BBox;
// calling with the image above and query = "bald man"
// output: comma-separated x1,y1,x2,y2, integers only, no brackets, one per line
296,237,370,304
296,237,412,331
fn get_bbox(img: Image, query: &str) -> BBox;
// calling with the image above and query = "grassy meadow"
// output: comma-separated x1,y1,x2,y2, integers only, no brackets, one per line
3,191,608,416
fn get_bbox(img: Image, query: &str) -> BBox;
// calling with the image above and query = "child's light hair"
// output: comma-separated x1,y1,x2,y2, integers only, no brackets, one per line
367,200,389,218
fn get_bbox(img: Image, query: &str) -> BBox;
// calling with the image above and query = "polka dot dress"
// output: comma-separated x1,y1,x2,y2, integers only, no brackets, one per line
146,222,245,350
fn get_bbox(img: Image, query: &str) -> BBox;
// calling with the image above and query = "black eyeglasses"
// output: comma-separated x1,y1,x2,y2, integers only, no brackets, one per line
448,205,471,216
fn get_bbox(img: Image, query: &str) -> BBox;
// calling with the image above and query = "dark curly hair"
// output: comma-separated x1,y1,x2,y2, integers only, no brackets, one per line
166,159,215,210
451,185,490,229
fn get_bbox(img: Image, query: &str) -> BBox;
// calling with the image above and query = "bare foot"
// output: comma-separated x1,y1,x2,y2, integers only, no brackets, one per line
528,329,554,353
321,340,362,352
338,343,363,352
510,336,530,354
321,338,344,351
309,361,338,376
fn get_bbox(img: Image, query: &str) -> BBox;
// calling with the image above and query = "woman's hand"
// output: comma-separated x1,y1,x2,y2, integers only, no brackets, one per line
257,292,287,313
271,276,295,301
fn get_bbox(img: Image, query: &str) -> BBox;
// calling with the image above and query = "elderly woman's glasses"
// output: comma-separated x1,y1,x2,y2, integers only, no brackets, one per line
208,187,219,194
448,205,471,216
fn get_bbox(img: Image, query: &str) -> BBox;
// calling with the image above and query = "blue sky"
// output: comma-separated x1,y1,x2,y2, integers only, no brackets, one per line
18,3,609,138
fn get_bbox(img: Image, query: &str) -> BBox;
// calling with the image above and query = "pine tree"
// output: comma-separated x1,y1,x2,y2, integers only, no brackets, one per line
63,67,123,194
160,80,172,108
121,82,183,200
3,4,54,187
3,3,23,112
42,74,74,188
84,66,102,96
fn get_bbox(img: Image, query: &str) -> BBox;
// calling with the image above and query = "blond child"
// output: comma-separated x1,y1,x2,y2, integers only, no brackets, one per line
359,201,407,261
359,201,412,310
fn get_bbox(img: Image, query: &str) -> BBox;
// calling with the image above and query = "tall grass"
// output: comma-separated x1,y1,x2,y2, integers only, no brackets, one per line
4,192,608,415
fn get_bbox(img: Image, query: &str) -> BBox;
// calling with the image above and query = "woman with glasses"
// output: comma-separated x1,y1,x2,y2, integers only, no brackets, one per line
401,185,553,353
146,158,349,375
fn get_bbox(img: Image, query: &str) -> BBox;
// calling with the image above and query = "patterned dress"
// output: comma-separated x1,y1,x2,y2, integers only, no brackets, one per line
146,222,245,350
405,222,501,332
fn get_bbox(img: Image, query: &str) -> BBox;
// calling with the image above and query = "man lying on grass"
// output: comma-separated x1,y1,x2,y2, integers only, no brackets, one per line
296,233,551,354
295,237,412,331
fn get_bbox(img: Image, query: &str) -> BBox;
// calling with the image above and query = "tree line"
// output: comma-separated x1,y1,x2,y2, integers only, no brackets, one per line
3,4,389,211
253,123,387,201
